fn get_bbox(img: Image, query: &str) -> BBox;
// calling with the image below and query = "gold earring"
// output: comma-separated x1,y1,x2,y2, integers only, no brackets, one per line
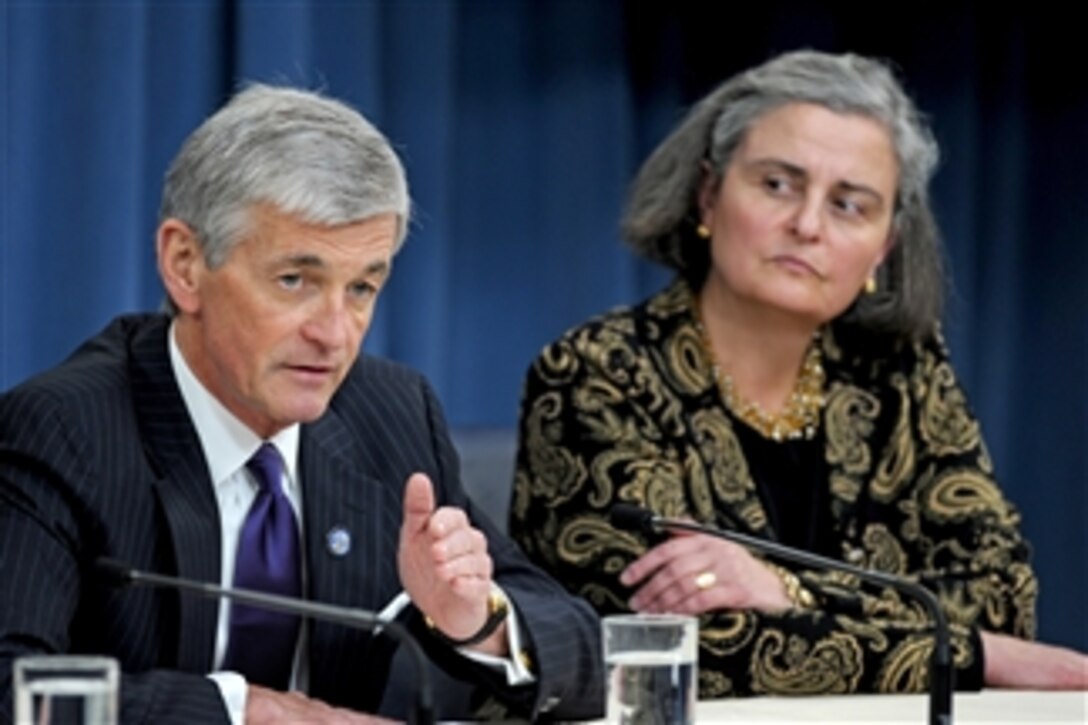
864,276,877,294
696,224,711,239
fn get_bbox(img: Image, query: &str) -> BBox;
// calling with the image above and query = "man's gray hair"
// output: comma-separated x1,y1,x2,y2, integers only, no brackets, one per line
160,84,410,271
623,50,944,340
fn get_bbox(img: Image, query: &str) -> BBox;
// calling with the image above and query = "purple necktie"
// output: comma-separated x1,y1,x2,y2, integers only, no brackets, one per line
222,443,301,689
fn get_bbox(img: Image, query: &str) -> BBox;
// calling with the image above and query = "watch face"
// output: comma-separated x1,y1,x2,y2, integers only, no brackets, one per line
489,589,509,616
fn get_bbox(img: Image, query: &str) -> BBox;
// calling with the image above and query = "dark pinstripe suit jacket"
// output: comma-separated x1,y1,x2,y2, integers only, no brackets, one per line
0,314,603,723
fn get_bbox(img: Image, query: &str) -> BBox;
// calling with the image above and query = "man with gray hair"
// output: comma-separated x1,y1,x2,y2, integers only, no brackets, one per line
0,85,603,723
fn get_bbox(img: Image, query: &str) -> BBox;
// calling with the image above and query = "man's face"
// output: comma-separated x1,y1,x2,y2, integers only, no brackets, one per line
169,205,398,438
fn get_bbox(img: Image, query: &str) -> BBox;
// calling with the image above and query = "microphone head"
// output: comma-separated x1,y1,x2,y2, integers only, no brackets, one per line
94,557,135,587
610,504,655,533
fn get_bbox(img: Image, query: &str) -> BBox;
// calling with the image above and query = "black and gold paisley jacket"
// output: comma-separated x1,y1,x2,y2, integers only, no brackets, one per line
509,279,1037,697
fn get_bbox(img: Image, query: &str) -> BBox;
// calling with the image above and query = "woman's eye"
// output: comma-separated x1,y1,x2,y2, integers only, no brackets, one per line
834,197,865,216
763,175,793,195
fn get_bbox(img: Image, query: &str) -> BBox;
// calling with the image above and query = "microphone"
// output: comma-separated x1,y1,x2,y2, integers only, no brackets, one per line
610,504,953,725
95,557,434,725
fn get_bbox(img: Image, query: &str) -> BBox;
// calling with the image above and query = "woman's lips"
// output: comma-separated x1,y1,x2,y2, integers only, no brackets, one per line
771,254,823,279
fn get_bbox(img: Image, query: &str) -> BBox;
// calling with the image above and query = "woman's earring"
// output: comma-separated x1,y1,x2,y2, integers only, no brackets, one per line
864,275,877,294
696,224,711,239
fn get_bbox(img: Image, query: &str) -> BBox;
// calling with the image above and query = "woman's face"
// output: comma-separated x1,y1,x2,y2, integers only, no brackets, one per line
699,102,898,326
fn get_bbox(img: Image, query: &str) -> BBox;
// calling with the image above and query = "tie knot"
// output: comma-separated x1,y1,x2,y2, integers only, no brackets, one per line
247,442,285,494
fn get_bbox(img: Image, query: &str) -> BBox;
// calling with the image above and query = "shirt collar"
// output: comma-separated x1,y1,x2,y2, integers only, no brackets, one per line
168,322,300,490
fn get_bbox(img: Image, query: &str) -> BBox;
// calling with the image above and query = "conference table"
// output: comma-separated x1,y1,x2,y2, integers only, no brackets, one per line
664,690,1086,723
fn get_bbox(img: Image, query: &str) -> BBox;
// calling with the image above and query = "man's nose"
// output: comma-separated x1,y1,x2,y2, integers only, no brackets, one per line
302,295,352,350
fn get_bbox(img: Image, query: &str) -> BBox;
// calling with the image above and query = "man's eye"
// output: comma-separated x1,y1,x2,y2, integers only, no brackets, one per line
278,274,303,290
349,281,377,299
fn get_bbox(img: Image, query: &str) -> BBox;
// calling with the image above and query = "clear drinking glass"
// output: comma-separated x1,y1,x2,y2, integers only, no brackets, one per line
603,613,698,725
13,655,118,725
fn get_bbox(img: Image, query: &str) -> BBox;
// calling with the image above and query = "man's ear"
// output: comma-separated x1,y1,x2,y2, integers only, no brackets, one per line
157,218,205,315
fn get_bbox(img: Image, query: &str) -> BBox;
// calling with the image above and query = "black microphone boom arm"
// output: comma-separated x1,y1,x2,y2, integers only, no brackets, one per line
94,557,435,725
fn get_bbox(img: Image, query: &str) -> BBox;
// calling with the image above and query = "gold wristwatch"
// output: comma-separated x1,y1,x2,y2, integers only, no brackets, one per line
425,586,509,647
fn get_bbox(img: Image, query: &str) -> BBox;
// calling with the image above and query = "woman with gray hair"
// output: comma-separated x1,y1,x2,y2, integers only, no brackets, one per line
510,50,1086,696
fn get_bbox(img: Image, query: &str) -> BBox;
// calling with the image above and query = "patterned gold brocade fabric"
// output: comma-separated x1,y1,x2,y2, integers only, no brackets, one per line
509,278,1037,698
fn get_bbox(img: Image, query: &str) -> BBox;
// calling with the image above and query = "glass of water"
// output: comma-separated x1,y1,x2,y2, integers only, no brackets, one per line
13,655,119,725
603,613,697,725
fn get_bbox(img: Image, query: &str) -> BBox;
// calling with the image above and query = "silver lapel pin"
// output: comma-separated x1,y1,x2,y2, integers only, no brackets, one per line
326,526,352,557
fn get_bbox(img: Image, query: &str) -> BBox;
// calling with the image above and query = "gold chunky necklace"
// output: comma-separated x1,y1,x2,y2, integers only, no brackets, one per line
692,298,826,442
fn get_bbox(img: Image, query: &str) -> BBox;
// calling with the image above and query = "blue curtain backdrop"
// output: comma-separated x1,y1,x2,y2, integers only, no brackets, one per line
2,3,1085,652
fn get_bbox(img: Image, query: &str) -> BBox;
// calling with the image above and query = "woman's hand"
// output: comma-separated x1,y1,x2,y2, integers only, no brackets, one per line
619,531,792,615
981,631,1088,690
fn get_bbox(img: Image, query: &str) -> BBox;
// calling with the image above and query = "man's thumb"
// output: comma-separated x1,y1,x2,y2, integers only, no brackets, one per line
402,472,436,532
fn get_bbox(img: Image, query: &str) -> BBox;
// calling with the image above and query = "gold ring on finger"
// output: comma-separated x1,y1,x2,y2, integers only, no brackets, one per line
694,571,717,590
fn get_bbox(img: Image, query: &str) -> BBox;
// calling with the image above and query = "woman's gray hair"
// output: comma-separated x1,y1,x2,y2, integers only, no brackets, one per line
160,83,410,271
623,50,944,340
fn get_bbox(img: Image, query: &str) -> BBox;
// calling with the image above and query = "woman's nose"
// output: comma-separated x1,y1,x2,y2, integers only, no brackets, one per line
790,195,823,242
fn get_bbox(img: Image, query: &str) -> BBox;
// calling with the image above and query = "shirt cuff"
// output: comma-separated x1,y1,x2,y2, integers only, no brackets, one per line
456,586,535,686
388,587,536,686
956,624,986,691
207,671,247,725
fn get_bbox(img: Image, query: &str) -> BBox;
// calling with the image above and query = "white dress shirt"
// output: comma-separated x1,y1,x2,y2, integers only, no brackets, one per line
167,325,531,723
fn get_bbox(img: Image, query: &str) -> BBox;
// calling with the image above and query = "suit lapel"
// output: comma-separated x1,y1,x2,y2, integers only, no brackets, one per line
819,328,881,559
128,319,220,672
659,290,771,539
299,408,404,682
